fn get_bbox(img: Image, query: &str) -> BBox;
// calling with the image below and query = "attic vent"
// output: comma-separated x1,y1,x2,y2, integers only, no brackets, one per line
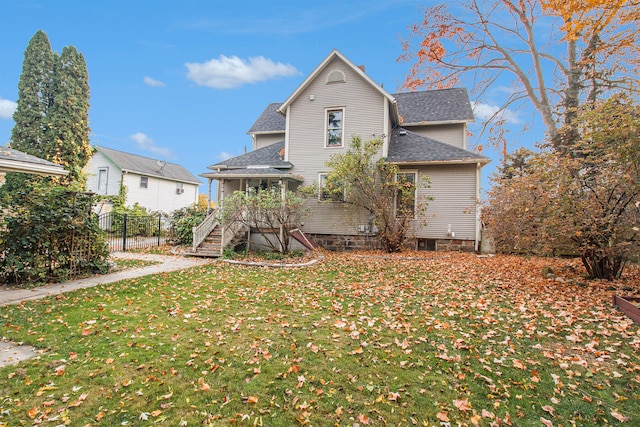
327,70,346,84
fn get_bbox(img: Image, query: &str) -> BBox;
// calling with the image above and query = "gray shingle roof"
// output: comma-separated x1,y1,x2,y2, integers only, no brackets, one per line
0,146,64,167
247,89,474,134
96,146,201,184
0,146,68,176
392,88,474,124
387,127,489,164
247,103,285,134
209,141,292,169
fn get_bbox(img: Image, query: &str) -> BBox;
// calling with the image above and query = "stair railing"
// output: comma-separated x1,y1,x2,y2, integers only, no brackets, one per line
192,208,219,252
221,208,249,250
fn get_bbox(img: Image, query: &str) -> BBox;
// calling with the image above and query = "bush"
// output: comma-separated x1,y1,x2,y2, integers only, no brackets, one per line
0,185,110,286
170,203,209,245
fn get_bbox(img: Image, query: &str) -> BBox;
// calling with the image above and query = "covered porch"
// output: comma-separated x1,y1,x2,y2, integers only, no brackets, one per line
191,168,304,257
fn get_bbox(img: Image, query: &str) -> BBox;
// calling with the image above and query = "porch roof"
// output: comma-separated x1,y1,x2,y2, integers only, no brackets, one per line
387,127,490,165
200,167,304,182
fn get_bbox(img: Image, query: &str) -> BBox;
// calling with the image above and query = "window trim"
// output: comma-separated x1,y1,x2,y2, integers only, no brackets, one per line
140,176,149,189
395,170,418,219
325,107,345,148
318,172,345,202
97,167,108,193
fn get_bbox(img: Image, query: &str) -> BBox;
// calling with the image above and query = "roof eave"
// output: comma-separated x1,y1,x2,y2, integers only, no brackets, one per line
200,172,304,182
387,158,490,166
402,119,474,126
120,168,201,185
0,160,69,176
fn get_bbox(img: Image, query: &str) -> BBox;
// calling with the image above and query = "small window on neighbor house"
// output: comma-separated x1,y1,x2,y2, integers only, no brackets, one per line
176,182,184,194
97,167,108,193
140,176,148,189
326,108,344,147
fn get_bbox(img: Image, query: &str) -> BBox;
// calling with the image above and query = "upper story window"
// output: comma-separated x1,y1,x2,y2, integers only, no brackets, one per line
140,176,149,189
176,182,184,194
326,108,344,148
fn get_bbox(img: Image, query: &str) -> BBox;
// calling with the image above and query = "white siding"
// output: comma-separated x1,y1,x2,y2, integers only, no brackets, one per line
404,123,467,149
84,152,121,196
414,164,479,240
254,133,284,150
287,56,387,184
121,173,198,213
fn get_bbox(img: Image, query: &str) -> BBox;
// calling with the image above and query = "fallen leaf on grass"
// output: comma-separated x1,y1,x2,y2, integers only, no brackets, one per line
454,398,472,412
436,411,450,422
611,410,629,422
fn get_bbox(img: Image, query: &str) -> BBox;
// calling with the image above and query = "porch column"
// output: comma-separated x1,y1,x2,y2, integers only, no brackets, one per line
207,178,212,213
280,179,285,252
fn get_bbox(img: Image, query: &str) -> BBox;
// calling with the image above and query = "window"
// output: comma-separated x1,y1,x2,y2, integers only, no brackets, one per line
176,182,184,194
140,176,148,189
318,173,344,201
326,108,344,147
97,167,108,193
395,172,417,217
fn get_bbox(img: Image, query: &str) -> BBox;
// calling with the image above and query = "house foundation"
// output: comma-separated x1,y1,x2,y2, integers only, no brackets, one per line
307,233,476,252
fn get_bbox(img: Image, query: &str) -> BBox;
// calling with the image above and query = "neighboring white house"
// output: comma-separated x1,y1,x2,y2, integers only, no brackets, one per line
85,146,201,214
198,49,490,253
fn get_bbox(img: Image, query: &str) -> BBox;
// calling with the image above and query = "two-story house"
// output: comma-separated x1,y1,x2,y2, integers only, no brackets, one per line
197,49,489,254
85,146,201,214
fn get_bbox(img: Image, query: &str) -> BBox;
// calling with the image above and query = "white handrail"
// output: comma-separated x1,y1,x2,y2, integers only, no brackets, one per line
192,209,219,252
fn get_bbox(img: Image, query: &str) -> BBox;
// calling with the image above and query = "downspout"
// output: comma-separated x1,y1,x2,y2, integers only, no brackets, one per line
207,178,212,214
475,162,481,251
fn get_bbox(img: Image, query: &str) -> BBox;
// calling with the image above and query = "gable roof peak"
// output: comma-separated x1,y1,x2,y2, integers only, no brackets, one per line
277,49,396,116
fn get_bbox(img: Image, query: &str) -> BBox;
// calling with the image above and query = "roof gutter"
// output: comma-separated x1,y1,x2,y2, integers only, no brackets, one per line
0,160,69,176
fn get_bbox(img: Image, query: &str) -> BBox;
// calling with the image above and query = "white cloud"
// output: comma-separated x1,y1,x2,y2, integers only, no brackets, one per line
185,55,300,89
217,151,233,161
0,98,17,119
143,76,166,87
129,132,174,158
473,102,523,125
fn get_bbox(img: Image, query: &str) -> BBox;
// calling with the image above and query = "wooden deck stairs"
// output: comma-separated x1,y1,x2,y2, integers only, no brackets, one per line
190,209,248,257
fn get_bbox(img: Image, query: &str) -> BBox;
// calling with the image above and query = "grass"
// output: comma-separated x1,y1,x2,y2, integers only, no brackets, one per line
0,251,639,426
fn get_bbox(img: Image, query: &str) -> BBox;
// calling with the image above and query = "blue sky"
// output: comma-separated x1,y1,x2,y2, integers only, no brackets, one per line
0,0,540,196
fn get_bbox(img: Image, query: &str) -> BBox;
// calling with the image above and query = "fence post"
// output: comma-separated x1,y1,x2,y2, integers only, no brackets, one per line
122,213,128,252
157,215,161,246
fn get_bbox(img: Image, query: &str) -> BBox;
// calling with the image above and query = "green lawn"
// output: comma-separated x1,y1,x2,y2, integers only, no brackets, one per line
0,251,638,426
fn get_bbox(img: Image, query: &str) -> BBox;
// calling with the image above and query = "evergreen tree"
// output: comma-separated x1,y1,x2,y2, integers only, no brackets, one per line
45,45,92,188
2,30,56,195
2,31,93,195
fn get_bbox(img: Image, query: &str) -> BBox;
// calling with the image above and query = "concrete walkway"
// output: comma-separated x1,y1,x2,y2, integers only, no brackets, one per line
0,252,213,368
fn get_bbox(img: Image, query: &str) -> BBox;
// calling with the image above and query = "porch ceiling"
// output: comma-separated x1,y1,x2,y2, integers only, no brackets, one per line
200,167,304,182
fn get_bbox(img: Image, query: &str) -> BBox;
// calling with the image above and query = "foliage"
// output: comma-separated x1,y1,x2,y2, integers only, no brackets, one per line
325,136,430,253
485,95,640,279
0,251,639,425
399,0,639,150
169,201,210,245
217,187,309,254
44,45,92,188
0,185,109,286
2,30,92,194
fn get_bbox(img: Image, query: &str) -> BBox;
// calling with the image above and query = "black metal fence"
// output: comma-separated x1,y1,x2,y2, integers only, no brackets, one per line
97,212,171,252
